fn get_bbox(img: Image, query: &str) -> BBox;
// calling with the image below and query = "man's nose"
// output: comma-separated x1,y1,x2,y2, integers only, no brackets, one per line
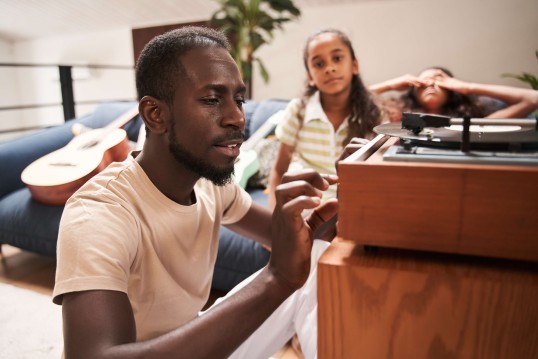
221,101,245,130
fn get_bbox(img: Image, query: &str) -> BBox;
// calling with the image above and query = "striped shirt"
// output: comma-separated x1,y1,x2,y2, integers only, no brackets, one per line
275,92,349,201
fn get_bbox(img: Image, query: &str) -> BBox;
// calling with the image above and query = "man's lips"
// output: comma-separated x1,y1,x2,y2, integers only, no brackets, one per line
213,138,243,158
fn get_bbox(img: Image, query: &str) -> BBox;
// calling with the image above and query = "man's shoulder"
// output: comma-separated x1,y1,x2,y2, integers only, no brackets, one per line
66,158,138,209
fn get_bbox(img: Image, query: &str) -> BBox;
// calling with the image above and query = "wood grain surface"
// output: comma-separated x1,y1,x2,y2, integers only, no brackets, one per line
318,239,538,359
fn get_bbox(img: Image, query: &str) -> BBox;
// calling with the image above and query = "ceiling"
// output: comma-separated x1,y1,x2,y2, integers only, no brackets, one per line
0,0,360,42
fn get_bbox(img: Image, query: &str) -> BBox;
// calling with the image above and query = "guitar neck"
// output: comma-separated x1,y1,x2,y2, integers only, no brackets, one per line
104,104,140,131
242,110,284,152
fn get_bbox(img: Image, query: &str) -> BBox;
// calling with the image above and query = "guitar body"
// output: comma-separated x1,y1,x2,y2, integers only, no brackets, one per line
21,128,131,205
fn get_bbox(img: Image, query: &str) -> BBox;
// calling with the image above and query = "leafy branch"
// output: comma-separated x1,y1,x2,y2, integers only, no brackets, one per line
210,0,301,86
502,50,538,90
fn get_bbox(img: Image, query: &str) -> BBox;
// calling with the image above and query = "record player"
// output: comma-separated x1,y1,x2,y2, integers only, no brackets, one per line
377,112,538,166
336,112,538,262
318,113,538,359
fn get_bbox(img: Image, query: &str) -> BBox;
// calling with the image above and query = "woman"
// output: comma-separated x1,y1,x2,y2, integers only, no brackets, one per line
370,67,538,120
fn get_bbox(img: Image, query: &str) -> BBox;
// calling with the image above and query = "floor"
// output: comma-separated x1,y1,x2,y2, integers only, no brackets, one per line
0,244,301,359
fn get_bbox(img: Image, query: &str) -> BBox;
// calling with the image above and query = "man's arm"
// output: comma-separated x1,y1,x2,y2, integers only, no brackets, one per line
62,170,338,359
225,201,272,247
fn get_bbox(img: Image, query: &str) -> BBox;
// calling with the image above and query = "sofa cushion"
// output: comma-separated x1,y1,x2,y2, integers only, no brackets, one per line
248,99,288,136
212,227,270,292
0,188,63,256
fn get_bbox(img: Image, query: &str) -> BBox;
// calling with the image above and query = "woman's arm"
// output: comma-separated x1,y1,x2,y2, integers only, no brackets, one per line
267,142,294,210
436,76,538,118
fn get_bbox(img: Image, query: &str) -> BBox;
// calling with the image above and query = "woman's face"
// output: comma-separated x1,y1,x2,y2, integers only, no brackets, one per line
414,68,449,112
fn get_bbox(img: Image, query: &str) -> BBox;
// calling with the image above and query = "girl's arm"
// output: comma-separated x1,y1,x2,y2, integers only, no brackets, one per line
370,74,427,94
436,76,538,118
267,142,294,210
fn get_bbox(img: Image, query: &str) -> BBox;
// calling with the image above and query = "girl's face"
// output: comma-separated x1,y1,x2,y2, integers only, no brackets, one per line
305,32,358,96
414,68,449,112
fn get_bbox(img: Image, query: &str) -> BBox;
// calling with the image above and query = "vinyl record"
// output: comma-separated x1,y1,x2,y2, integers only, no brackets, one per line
374,121,538,150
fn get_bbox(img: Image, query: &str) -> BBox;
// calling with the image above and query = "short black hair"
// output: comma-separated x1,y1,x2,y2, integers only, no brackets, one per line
135,26,230,105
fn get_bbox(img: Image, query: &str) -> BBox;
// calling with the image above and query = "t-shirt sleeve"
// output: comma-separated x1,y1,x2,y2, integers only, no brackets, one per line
219,181,253,225
275,98,303,147
53,196,138,304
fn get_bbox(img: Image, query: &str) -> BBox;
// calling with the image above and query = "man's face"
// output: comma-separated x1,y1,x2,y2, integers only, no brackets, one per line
167,46,246,186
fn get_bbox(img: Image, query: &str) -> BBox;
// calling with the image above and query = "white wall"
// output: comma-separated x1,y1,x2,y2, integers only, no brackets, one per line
1,0,536,137
3,28,135,136
253,0,538,100
0,39,23,136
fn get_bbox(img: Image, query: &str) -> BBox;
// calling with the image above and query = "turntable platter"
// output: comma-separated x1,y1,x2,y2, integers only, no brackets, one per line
374,121,538,150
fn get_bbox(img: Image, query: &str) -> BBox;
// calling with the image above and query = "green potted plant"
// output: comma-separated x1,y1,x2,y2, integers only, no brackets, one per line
210,0,301,96
502,50,538,90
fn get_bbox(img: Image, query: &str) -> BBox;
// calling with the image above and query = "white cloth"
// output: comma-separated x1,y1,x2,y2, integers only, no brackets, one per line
204,239,330,359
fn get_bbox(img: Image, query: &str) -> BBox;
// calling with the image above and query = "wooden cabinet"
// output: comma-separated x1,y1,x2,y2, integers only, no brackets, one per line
318,137,538,358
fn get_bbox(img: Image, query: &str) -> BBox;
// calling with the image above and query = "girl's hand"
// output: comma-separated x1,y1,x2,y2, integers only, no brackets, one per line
389,74,428,91
435,75,472,95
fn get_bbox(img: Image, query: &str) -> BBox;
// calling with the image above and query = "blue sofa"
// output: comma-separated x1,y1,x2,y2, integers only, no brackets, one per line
0,99,289,292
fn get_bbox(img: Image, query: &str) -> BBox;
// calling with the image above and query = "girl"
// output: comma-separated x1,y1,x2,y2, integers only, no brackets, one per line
370,67,538,120
268,28,385,209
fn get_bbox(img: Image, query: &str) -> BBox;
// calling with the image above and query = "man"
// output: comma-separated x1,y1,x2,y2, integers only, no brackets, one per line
53,26,338,358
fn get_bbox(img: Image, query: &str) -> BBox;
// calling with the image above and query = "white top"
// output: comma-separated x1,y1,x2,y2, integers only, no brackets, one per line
275,92,349,201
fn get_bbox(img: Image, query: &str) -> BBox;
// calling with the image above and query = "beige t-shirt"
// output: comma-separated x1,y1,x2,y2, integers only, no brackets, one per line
53,156,252,341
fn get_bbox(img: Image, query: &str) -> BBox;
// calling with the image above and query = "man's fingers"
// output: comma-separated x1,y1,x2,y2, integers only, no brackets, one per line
305,198,339,234
280,169,337,191
280,195,323,219
276,179,323,205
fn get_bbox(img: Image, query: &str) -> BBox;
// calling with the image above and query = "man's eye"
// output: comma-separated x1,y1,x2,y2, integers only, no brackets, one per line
236,99,245,108
202,98,220,105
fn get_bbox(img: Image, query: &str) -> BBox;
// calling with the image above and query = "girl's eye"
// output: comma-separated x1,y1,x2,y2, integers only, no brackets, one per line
334,55,343,62
313,61,324,69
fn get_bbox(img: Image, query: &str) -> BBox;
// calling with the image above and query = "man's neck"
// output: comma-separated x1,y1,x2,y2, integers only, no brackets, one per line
135,147,199,206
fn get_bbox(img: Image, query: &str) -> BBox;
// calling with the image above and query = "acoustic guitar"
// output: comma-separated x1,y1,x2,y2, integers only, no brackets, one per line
233,110,284,188
21,105,139,205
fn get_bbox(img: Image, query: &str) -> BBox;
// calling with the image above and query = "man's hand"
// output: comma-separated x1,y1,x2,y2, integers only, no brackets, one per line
334,137,370,172
269,170,338,290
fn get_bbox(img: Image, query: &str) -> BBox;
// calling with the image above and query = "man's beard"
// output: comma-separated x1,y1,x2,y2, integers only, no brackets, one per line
168,129,235,186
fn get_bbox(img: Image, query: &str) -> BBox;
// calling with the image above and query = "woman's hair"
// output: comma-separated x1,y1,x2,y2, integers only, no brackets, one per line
401,66,486,118
301,28,382,143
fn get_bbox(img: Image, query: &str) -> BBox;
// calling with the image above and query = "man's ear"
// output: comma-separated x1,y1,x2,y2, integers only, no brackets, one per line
139,96,168,134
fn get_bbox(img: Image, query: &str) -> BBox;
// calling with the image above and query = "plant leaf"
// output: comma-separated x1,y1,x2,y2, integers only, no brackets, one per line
255,57,270,83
